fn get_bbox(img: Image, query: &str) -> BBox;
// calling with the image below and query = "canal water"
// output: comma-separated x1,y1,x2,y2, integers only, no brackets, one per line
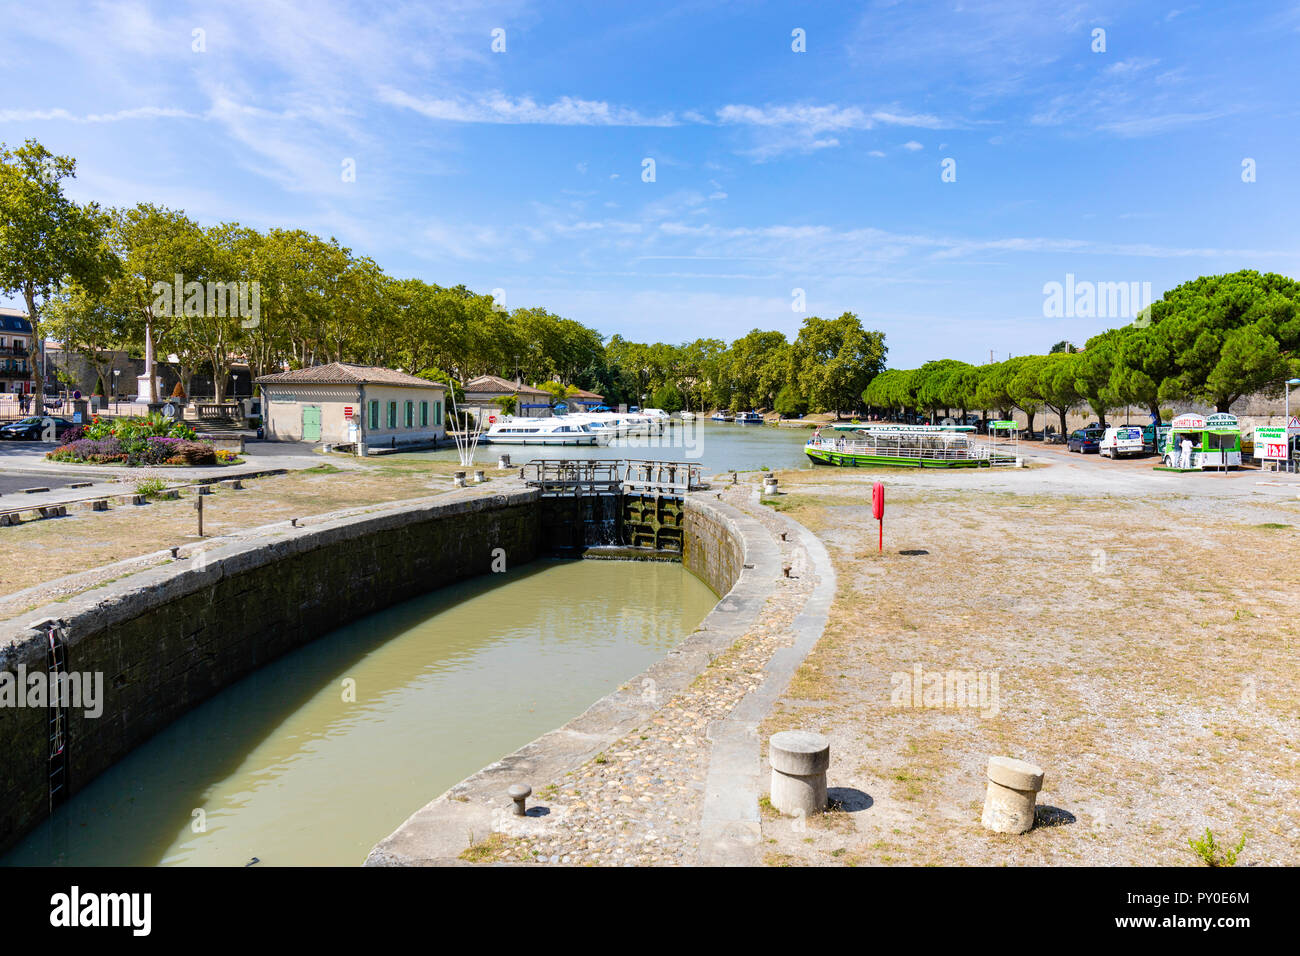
414,419,815,472
3,559,717,867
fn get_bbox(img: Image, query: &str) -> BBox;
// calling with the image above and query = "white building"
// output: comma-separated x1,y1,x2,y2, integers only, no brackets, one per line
256,363,448,449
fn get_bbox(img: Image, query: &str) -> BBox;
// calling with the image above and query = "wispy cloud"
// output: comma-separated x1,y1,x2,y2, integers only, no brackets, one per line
379,87,678,126
0,106,197,123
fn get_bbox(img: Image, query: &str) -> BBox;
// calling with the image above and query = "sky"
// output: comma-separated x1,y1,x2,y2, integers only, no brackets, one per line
2,0,1298,369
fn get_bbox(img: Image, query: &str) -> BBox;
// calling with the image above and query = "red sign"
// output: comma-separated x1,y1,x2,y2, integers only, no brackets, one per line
344,406,353,417
872,481,885,553
488,415,497,424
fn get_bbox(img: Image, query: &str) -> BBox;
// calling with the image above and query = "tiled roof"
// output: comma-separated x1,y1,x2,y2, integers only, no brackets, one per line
567,388,605,400
464,374,549,396
255,362,447,389
0,307,32,333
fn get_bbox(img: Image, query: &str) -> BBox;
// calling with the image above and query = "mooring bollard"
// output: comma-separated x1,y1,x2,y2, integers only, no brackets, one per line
769,731,830,816
498,454,511,469
453,471,466,488
981,756,1044,834
763,476,778,495
474,470,486,483
508,783,531,817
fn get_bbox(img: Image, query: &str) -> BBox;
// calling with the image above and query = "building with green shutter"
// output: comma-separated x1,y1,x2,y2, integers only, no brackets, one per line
256,363,447,451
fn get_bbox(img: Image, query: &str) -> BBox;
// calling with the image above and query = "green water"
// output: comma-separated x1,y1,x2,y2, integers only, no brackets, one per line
3,559,716,867
413,419,815,472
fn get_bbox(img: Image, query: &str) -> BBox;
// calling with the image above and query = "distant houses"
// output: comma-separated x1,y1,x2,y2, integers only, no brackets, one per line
256,363,447,449
463,374,553,422
0,308,33,397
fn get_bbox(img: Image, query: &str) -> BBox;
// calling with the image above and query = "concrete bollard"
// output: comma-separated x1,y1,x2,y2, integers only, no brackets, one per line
356,442,368,457
763,477,778,495
453,471,466,488
769,731,830,816
981,756,1044,835
498,454,511,469
508,783,531,817
474,470,486,483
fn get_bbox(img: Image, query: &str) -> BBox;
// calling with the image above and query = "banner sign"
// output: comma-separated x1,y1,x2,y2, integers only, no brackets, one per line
1256,426,1288,461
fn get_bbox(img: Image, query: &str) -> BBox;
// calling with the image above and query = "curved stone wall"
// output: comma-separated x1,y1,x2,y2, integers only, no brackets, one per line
0,486,748,856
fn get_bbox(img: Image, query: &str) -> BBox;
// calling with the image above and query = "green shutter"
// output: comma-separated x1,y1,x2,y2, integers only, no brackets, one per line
420,401,429,427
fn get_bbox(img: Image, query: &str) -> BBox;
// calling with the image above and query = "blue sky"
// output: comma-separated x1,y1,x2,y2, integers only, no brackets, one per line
2,0,1298,368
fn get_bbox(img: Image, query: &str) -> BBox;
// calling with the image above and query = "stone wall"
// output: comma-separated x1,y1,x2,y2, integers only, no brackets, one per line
0,486,741,856
682,496,746,598
0,489,543,854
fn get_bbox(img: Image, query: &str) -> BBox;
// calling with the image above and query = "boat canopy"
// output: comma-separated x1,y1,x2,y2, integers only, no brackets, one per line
822,423,975,433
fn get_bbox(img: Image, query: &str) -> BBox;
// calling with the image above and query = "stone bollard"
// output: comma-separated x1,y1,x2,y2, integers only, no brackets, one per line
453,471,466,488
769,731,830,816
498,454,511,469
981,756,1044,834
474,470,486,483
763,476,778,495
357,442,369,457
508,783,531,817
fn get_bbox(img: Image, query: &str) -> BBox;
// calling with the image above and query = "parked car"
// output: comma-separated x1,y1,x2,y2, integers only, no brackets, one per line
1099,425,1144,458
1067,427,1104,453
1141,423,1171,453
0,416,76,441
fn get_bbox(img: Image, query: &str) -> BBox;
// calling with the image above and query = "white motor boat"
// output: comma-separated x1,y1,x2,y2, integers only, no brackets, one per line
680,411,696,421
480,417,605,445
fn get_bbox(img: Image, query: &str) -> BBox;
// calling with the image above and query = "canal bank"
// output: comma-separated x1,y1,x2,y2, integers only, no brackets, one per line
0,478,760,856
366,482,836,866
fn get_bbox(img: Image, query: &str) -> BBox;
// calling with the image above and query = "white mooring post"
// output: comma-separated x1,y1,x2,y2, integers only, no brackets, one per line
769,731,830,816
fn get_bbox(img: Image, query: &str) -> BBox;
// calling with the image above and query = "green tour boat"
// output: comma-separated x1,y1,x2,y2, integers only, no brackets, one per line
805,423,997,468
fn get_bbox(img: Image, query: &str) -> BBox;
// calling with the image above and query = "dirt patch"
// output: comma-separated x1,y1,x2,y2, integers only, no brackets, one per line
757,472,1298,867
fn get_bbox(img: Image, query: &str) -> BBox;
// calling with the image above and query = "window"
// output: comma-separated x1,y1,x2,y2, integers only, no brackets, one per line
435,400,442,426
420,401,429,428
369,400,379,430
405,400,414,428
388,401,397,429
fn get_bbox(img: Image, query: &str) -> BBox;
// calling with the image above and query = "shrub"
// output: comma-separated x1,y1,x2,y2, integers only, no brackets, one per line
61,425,85,442
1188,828,1246,867
47,437,126,463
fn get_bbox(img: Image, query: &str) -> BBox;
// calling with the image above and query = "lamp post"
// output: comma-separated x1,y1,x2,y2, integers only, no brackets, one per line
1286,378,1300,472
112,369,120,415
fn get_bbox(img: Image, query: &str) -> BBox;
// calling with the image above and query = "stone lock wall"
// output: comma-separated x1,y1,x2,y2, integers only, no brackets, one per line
0,490,542,854
0,487,744,855
682,497,745,598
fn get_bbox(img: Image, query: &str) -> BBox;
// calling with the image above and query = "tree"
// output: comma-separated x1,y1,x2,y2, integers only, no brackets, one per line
0,139,117,412
774,384,807,418
1074,332,1120,423
650,382,684,413
792,312,887,416
1152,271,1300,411
1034,352,1082,436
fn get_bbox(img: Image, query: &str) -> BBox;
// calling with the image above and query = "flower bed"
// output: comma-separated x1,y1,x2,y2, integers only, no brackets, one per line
44,414,236,467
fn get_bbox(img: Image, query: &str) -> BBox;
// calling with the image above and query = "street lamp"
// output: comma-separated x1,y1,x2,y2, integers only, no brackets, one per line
1286,378,1300,472
112,369,120,414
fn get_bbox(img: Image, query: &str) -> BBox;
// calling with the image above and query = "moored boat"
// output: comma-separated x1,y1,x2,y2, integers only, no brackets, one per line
481,417,604,445
711,410,734,422
805,423,993,468
735,410,763,424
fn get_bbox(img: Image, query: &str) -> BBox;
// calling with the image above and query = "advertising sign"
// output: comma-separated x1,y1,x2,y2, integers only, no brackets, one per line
1255,426,1288,461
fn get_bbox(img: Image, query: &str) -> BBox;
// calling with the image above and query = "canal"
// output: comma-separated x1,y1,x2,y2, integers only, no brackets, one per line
413,419,815,473
3,559,717,867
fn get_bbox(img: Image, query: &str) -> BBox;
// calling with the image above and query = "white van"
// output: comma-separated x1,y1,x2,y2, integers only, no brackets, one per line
1099,425,1144,458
